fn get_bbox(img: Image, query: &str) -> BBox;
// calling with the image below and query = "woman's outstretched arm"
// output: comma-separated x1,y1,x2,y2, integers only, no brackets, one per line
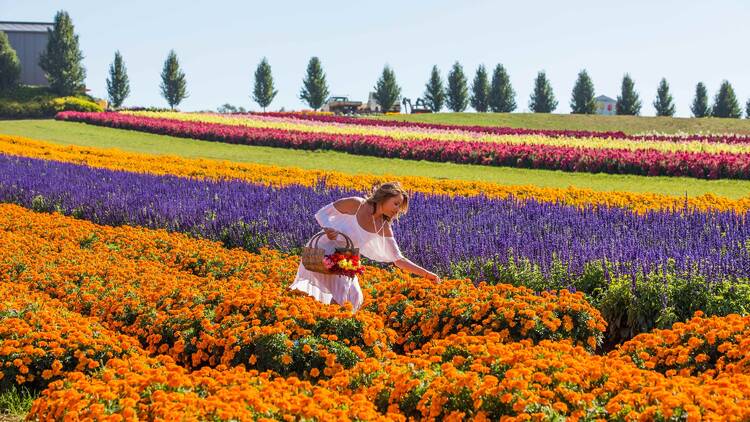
393,258,441,283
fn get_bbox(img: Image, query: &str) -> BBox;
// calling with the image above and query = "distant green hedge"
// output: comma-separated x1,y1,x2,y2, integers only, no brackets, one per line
0,86,103,118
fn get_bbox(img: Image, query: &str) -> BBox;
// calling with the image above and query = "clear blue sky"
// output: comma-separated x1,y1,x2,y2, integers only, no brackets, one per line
3,0,749,116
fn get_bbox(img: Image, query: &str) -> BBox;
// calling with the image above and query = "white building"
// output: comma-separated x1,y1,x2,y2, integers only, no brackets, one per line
595,95,616,115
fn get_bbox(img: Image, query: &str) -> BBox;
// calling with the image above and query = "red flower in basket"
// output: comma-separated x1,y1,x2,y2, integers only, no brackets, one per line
323,251,365,278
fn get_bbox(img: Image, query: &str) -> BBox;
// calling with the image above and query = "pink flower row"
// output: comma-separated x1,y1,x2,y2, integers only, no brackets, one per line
253,112,750,145
57,111,750,179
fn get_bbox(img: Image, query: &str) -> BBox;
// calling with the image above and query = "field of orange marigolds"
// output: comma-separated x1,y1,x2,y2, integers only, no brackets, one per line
3,204,750,420
2,110,750,420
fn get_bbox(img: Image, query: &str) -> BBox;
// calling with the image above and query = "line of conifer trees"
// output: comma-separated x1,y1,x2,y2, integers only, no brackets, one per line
3,10,749,117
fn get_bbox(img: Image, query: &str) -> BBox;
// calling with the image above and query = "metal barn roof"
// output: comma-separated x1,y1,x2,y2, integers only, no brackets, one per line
0,22,54,33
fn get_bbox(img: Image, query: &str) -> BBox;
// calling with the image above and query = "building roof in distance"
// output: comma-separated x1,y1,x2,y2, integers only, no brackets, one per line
0,21,54,33
595,95,616,103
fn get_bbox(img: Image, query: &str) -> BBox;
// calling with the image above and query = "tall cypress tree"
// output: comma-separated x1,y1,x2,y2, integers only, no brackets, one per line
489,64,516,113
528,71,557,113
746,98,750,119
711,80,742,118
470,64,490,112
690,82,710,118
39,10,86,96
445,61,468,112
616,73,641,115
106,51,130,109
373,65,401,112
160,50,188,110
253,57,277,112
0,30,20,94
423,65,445,112
299,57,329,110
570,69,596,114
653,78,675,117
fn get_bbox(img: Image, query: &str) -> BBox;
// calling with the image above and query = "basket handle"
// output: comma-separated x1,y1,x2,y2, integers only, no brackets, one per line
308,229,354,249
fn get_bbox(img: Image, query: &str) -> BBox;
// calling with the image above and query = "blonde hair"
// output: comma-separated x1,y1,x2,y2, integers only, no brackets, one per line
364,181,409,221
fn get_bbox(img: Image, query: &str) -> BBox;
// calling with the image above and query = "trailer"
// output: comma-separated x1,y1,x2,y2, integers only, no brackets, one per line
321,93,401,115
320,96,363,114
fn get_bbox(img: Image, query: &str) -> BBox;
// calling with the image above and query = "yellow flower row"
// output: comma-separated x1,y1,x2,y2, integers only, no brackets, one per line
125,110,750,155
1,135,747,213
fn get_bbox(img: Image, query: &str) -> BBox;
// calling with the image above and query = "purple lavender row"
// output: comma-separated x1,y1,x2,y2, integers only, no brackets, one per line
0,153,748,286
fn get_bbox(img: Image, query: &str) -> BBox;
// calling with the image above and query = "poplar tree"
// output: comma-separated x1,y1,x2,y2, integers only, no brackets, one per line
653,78,676,117
39,10,86,95
253,57,277,112
470,64,490,112
690,82,710,118
489,64,516,112
423,65,445,112
0,31,20,94
373,65,401,112
528,71,557,113
711,80,742,118
570,69,596,114
160,50,188,109
299,57,329,110
106,51,130,108
616,73,641,115
446,61,468,112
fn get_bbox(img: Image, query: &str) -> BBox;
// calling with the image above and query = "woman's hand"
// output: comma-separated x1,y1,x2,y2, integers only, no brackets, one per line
323,227,338,240
424,271,442,283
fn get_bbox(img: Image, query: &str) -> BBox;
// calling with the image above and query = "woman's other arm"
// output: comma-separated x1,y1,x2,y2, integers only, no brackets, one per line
393,258,441,283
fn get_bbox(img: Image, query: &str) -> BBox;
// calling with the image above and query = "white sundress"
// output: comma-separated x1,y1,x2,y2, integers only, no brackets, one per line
289,198,405,312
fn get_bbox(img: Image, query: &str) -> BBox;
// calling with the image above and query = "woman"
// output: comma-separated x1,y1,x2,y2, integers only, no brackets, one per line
289,182,441,312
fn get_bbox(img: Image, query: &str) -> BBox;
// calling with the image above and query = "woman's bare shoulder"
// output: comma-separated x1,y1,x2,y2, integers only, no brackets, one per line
332,197,365,215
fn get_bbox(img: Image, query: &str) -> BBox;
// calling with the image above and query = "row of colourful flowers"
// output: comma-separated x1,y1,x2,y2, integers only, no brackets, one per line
4,210,747,420
3,134,747,214
4,203,750,419
0,203,395,381
0,203,605,376
56,111,750,179
0,282,141,391
256,111,750,145
325,333,750,421
364,276,605,353
29,354,391,421
13,294,750,420
613,311,750,377
0,283,389,421
24,330,750,421
2,148,748,343
123,110,750,155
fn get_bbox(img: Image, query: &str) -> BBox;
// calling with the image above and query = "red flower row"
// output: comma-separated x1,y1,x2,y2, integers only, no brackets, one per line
255,111,750,145
57,111,750,179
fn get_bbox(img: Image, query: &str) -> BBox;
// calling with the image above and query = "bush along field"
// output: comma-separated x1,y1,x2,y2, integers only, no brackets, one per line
0,86,103,119
2,112,750,420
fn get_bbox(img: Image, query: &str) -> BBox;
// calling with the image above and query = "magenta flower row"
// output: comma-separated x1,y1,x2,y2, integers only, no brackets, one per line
57,111,750,179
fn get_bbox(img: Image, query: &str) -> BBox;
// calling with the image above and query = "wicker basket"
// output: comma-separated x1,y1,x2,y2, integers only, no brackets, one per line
301,230,359,274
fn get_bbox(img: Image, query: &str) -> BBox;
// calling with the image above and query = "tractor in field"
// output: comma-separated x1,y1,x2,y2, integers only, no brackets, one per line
402,97,433,114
